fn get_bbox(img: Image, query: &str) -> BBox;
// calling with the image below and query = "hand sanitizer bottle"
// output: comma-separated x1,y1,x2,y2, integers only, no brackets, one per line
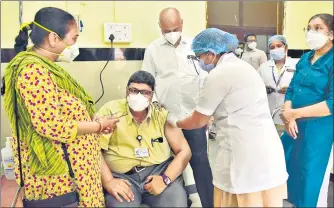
1,137,15,180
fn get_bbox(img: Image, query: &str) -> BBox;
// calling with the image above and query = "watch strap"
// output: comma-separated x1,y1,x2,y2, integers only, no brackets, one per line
161,173,171,186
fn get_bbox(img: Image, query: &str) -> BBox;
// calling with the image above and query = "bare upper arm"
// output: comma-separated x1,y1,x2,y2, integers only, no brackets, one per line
164,122,190,155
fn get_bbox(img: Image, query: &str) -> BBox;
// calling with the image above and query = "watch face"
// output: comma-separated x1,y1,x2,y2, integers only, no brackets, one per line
163,176,171,185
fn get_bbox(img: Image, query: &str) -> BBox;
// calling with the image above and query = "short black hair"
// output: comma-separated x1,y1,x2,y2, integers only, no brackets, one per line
14,7,75,53
244,33,256,42
127,71,155,91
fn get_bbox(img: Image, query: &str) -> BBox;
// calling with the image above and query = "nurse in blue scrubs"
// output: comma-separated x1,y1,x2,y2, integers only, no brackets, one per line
280,13,333,207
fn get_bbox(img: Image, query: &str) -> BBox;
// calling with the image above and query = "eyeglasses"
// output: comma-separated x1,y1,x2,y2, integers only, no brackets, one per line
128,87,153,96
303,26,329,34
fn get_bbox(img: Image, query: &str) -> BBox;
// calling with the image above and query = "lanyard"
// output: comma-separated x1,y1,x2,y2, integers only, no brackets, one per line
271,66,286,87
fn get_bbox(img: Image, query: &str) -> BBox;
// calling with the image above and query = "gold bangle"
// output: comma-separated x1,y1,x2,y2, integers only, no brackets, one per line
95,119,104,133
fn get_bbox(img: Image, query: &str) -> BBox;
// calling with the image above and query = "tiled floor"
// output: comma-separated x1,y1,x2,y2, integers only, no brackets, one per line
0,176,23,207
1,175,333,207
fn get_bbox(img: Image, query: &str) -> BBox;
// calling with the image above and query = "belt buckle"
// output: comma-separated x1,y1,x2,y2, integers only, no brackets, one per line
134,166,145,173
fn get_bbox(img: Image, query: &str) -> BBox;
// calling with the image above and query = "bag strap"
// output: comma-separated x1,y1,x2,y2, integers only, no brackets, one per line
13,57,27,188
13,58,75,188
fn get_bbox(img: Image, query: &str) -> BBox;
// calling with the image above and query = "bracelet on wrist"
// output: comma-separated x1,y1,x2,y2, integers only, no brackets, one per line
95,119,104,133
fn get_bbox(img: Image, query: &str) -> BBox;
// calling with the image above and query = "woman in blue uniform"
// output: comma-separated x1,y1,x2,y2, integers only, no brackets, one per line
280,13,333,207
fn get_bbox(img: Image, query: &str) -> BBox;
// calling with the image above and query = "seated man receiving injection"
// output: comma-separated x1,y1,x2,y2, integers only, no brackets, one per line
98,71,191,207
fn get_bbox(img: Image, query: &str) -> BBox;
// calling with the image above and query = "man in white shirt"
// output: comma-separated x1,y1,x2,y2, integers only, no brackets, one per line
241,33,268,70
141,7,213,207
258,35,298,135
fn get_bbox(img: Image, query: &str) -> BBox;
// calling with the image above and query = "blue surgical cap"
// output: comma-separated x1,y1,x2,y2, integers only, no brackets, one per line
268,35,287,47
192,28,238,55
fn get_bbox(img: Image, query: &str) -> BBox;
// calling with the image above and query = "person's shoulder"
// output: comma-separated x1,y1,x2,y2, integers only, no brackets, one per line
146,37,165,50
17,60,50,77
256,48,267,55
181,36,193,44
258,60,271,72
98,98,127,113
299,50,313,61
286,57,299,68
150,104,168,124
225,55,252,68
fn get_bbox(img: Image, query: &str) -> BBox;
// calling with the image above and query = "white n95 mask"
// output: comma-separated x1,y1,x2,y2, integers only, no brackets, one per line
306,30,330,50
56,43,80,63
127,93,150,112
164,32,182,45
248,42,257,50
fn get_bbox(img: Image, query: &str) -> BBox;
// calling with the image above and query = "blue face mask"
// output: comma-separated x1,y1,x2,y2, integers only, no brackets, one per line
270,47,286,61
199,53,216,72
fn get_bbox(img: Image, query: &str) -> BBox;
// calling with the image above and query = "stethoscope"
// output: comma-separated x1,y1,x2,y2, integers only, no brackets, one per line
187,55,200,75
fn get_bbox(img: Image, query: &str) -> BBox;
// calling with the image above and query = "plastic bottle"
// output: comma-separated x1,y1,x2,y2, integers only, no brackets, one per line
1,137,15,180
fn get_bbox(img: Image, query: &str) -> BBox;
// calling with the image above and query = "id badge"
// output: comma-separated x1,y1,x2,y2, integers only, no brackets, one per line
134,148,149,158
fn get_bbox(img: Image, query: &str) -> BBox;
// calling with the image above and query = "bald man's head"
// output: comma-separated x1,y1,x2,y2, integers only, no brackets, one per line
159,7,183,35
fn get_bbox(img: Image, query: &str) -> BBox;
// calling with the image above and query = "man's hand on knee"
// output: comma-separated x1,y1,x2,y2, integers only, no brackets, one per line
144,175,167,196
105,178,135,203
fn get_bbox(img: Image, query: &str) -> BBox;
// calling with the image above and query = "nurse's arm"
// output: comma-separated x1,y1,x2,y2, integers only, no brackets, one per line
176,111,211,130
177,66,229,130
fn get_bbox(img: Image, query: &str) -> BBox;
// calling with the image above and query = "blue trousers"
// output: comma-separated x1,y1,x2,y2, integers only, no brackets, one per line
182,127,214,208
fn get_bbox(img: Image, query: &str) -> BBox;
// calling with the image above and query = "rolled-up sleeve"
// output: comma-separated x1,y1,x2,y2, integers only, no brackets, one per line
17,64,77,143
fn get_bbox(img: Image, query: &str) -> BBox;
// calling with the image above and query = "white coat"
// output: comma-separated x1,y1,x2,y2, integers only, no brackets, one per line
258,57,299,125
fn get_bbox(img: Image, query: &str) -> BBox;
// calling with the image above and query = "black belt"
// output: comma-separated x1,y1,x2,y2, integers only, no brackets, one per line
125,166,147,175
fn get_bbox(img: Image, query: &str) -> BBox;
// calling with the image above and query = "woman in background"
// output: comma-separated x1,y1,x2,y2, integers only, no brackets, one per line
280,13,333,207
3,7,118,207
258,35,298,136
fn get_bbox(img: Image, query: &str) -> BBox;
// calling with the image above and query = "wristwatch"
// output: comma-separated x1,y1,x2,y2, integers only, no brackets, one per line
161,173,171,186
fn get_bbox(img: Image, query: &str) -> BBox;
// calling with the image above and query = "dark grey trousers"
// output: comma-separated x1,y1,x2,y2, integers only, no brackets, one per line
105,157,187,207
182,127,214,208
